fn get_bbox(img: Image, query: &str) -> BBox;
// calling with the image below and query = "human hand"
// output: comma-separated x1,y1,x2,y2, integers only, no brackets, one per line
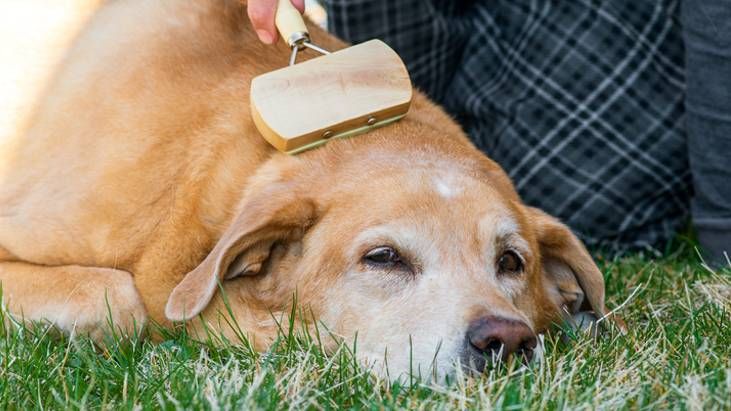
247,0,305,44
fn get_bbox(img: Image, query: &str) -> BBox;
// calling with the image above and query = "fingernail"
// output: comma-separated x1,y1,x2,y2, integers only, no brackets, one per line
256,30,274,44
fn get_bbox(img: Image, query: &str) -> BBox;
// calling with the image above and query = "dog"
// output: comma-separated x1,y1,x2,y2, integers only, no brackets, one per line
0,0,614,379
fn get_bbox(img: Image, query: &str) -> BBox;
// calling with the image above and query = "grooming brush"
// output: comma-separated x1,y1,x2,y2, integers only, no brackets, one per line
250,0,413,154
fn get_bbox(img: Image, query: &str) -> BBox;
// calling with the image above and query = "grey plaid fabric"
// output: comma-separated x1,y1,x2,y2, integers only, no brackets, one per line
324,0,691,254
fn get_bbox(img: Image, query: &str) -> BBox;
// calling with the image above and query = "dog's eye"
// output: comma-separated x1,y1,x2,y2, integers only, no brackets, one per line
363,246,404,268
498,250,523,274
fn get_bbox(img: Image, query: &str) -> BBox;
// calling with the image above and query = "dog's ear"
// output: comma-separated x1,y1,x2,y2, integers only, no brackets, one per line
165,182,317,321
525,207,608,319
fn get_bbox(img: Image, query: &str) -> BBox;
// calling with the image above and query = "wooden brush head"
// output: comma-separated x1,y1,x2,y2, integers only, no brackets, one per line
250,40,413,154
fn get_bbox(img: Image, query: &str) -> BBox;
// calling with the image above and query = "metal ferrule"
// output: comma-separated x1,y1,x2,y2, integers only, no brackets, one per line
287,31,310,49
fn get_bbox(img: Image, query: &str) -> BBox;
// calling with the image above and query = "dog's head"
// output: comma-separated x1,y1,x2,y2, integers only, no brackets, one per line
165,126,610,379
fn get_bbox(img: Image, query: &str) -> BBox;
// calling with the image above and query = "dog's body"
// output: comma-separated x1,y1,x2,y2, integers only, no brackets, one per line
0,0,610,377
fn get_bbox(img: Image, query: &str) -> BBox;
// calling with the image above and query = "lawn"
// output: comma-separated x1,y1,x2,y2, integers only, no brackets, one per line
1,239,729,410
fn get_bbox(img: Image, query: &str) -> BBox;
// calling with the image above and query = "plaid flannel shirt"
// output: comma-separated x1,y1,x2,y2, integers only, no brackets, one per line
324,0,690,254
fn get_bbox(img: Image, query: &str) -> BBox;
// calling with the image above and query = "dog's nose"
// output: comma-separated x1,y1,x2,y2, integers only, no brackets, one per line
464,315,537,368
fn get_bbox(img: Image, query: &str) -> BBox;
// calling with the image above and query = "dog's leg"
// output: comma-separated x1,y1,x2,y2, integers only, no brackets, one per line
0,262,147,341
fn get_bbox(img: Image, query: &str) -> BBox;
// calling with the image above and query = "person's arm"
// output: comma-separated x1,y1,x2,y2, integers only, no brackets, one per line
246,0,305,44
681,0,731,267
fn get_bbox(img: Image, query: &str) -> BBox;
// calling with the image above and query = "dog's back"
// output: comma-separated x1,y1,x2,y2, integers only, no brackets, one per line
0,0,286,267
0,0,100,142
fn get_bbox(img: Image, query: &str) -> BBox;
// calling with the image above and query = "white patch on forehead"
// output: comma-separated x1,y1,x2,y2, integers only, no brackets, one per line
432,174,463,199
434,179,455,198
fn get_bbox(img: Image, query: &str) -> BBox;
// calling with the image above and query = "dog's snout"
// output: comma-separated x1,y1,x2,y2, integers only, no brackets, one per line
463,315,537,369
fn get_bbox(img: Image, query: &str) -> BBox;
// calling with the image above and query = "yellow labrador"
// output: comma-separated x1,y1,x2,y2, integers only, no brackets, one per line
0,0,614,378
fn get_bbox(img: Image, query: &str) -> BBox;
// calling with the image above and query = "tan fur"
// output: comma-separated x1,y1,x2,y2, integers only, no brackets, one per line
0,0,613,377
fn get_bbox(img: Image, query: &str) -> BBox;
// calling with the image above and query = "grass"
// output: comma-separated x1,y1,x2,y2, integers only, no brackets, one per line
1,240,729,410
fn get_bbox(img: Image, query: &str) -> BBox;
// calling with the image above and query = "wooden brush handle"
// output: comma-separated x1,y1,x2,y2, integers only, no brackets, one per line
275,0,308,47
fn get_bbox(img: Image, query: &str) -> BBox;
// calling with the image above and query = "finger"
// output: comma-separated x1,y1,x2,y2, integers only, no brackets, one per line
248,0,277,44
291,0,305,13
